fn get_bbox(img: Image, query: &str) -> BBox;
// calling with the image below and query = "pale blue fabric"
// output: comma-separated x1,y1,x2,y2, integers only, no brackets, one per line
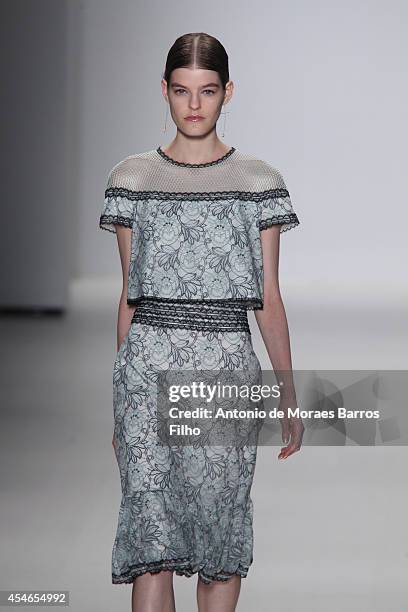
99,147,300,585
111,322,262,584
100,193,299,306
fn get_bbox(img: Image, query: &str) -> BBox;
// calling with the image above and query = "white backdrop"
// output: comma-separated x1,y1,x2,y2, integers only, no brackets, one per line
2,3,406,611
74,0,408,312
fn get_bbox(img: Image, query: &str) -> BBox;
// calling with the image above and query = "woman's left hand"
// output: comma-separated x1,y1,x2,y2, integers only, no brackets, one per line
278,399,305,460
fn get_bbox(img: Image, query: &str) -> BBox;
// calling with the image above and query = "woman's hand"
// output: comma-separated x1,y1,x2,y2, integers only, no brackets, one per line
278,397,305,460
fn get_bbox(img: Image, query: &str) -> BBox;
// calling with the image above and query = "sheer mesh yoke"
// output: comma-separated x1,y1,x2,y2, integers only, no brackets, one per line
99,147,300,309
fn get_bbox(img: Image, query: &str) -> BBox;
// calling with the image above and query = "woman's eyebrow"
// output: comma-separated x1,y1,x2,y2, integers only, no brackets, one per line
170,82,220,88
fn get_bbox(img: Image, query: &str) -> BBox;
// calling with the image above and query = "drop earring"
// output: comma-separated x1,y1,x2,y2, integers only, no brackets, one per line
163,102,169,133
220,105,230,138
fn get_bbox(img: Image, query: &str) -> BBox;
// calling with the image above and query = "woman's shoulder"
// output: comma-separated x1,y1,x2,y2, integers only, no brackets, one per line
233,149,290,193
106,149,158,191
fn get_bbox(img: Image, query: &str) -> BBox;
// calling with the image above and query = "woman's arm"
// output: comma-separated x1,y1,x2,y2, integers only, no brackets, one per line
115,226,136,352
111,226,136,450
255,225,304,459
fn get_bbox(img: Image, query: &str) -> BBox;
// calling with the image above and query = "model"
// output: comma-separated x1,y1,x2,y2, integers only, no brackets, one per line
99,31,304,612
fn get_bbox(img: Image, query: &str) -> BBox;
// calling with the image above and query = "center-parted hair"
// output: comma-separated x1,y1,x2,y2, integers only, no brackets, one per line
163,32,230,89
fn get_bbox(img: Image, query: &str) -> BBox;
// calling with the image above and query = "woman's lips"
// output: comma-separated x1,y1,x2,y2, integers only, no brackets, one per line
185,116,204,121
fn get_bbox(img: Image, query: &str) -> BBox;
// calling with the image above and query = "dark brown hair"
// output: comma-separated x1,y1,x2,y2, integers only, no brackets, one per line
163,33,230,89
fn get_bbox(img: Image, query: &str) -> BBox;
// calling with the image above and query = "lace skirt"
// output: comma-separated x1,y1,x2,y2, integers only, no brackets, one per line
111,297,263,585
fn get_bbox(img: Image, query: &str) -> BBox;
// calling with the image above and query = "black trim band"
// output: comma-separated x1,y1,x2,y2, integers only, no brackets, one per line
104,186,290,202
156,146,236,168
130,296,251,332
99,214,132,232
113,555,249,584
128,295,263,310
259,213,300,231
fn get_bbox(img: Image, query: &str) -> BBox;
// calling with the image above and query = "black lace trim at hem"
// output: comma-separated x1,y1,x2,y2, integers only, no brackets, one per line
259,213,300,231
156,146,236,167
104,186,290,202
112,557,250,585
127,295,264,310
99,214,133,232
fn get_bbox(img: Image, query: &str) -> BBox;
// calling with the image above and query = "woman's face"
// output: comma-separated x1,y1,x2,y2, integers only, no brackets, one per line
161,67,233,136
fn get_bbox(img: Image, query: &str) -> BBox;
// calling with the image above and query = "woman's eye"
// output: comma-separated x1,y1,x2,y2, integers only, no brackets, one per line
174,89,216,95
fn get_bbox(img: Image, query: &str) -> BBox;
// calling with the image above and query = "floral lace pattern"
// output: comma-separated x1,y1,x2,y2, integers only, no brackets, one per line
99,149,300,585
112,318,262,584
100,190,299,308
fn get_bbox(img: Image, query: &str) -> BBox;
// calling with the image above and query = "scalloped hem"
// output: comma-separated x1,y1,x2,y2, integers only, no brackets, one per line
99,214,133,233
112,558,250,585
258,213,300,233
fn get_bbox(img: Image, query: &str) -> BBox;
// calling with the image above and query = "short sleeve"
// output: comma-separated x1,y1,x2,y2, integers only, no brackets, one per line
258,169,300,234
99,165,134,234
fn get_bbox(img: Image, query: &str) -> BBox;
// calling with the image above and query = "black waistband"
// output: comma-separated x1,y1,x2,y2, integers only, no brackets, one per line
131,297,250,332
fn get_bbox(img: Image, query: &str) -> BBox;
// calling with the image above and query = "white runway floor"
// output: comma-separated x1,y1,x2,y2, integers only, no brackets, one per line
0,277,407,612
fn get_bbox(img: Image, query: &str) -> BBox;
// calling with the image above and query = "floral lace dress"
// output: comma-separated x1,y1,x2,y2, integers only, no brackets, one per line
99,145,300,585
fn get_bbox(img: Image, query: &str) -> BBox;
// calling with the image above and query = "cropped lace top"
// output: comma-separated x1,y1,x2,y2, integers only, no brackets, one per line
99,146,300,309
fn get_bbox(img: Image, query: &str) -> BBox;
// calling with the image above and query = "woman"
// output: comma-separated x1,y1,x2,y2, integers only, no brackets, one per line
99,31,304,612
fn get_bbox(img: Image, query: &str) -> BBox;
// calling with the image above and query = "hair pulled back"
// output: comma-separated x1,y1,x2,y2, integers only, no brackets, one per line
163,32,230,90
